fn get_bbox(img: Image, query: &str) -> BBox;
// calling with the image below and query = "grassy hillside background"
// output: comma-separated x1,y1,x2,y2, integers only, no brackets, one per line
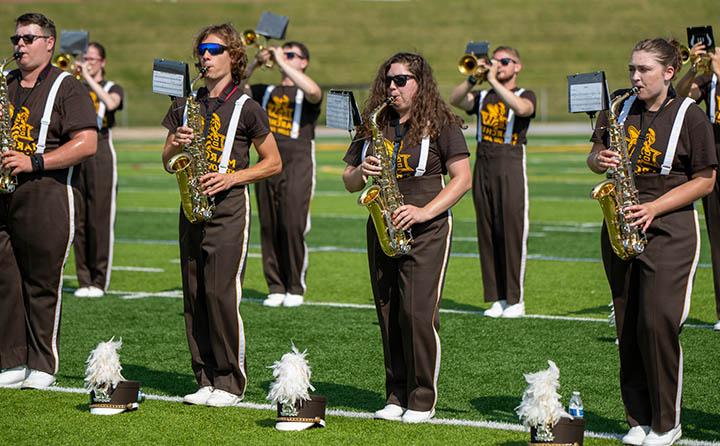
1,0,718,126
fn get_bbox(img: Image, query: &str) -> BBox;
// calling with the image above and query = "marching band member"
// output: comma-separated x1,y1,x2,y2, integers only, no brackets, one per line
0,12,97,389
73,41,124,298
244,41,322,308
161,23,281,407
588,38,716,445
676,42,720,331
449,46,535,318
343,52,471,423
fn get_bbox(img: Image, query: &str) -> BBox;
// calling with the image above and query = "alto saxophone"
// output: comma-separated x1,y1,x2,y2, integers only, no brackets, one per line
591,87,647,260
358,97,413,257
166,66,215,223
0,52,20,194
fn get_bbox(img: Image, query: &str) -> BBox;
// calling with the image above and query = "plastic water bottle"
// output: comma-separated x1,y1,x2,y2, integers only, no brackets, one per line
568,391,584,418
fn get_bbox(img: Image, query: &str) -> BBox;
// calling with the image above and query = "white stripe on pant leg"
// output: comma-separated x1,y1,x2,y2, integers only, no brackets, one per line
675,209,701,427
235,187,251,396
104,131,118,291
52,166,76,374
519,144,529,303
300,140,316,294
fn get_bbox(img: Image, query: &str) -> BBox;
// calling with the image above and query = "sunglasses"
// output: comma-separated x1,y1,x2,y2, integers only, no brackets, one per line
197,43,227,56
385,74,415,87
10,34,50,45
494,57,517,66
284,51,305,60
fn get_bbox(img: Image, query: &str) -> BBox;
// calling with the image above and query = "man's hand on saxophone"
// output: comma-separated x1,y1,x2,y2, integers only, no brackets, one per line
171,125,194,147
1,150,32,175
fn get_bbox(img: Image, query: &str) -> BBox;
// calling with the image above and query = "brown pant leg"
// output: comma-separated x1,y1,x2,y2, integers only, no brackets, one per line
473,150,500,302
73,158,94,287
0,197,26,369
181,187,250,396
10,172,75,374
498,146,528,304
399,214,451,411
702,182,720,319
256,176,285,295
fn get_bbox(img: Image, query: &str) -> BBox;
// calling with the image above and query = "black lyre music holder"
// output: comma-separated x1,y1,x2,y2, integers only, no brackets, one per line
687,26,714,51
58,30,89,56
465,41,489,58
255,12,289,40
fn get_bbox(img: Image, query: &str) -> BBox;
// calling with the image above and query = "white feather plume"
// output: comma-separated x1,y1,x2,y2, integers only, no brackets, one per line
267,344,315,406
515,360,572,429
84,338,126,394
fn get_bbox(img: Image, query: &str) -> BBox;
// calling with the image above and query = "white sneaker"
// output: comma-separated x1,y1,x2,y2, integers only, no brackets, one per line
183,386,214,405
501,302,525,318
74,287,91,297
21,370,55,389
483,300,507,318
283,294,304,307
643,425,682,446
0,366,29,388
713,320,720,331
621,425,650,445
401,408,435,423
74,286,104,298
373,404,404,421
263,293,286,307
205,388,242,407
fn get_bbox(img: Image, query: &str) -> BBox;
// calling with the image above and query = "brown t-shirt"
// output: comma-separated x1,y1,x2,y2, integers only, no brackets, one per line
343,122,469,180
468,88,536,146
693,73,719,147
250,84,321,145
590,91,717,177
85,80,124,132
162,86,270,175
7,64,98,156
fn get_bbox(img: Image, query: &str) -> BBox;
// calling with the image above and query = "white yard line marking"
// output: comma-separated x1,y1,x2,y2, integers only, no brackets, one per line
112,266,165,272
30,386,720,445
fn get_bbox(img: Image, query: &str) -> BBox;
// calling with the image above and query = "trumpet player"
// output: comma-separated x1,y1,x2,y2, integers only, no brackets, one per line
676,41,720,332
449,46,535,318
73,42,124,298
161,23,280,407
243,42,322,308
0,12,97,389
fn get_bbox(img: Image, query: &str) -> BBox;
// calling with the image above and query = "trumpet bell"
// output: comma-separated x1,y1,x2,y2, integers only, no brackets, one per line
52,53,82,79
458,54,478,76
242,30,257,47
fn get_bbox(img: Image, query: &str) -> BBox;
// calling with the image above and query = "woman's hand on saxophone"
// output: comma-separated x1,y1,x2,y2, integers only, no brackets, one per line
361,155,382,178
200,172,235,196
392,205,431,230
593,149,621,171
625,202,658,232
171,126,194,147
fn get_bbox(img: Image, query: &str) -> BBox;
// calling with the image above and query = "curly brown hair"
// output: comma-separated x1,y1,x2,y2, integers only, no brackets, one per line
193,23,247,83
358,52,464,147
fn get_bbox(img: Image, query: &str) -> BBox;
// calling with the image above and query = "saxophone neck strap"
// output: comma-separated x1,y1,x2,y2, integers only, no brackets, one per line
391,118,406,171
630,95,672,171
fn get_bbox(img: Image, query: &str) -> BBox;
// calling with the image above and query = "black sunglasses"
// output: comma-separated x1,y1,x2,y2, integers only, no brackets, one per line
386,74,415,87
10,34,50,45
284,51,305,60
197,43,227,56
494,57,517,66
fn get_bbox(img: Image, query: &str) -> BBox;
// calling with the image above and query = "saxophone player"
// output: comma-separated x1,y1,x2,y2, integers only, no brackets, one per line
676,41,720,332
161,23,281,407
449,46,536,318
244,42,322,308
342,52,471,423
0,12,97,389
587,38,716,446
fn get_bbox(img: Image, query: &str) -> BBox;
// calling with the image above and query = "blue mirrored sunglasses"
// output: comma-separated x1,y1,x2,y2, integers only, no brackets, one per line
197,43,227,56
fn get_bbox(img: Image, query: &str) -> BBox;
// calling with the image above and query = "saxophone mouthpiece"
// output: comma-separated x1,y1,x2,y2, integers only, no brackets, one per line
386,96,396,105
629,87,639,95
13,51,21,60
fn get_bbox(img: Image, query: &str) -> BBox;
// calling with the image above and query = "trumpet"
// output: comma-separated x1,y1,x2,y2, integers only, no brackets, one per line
458,54,488,82
679,44,711,74
52,53,82,79
242,29,274,69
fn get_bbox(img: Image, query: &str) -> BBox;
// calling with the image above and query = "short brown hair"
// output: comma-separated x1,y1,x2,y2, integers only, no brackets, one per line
16,12,56,40
283,41,310,62
632,38,682,79
193,23,247,83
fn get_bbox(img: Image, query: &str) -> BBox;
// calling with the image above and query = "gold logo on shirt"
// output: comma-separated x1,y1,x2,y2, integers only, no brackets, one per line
715,94,720,124
202,113,236,173
480,101,518,144
9,104,37,155
266,94,293,137
379,137,413,178
627,125,663,173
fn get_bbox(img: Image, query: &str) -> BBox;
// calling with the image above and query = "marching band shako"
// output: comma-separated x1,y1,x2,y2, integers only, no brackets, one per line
529,417,585,445
275,394,327,431
89,380,143,416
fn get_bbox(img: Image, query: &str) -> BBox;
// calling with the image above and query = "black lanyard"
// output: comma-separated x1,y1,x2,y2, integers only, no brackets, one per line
200,82,239,138
391,119,407,171
10,63,52,130
630,95,672,169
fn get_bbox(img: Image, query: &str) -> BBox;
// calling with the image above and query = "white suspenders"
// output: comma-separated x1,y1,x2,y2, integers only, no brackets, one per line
261,85,305,139
709,73,717,125
96,81,115,129
36,72,71,154
181,93,250,174
476,88,525,144
359,136,430,177
661,97,695,176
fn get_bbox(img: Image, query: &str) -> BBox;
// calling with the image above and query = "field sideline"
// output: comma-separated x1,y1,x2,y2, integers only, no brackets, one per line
1,137,719,445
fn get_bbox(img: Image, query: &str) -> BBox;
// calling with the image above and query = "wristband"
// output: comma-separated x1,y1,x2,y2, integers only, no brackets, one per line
467,76,478,86
31,154,45,173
